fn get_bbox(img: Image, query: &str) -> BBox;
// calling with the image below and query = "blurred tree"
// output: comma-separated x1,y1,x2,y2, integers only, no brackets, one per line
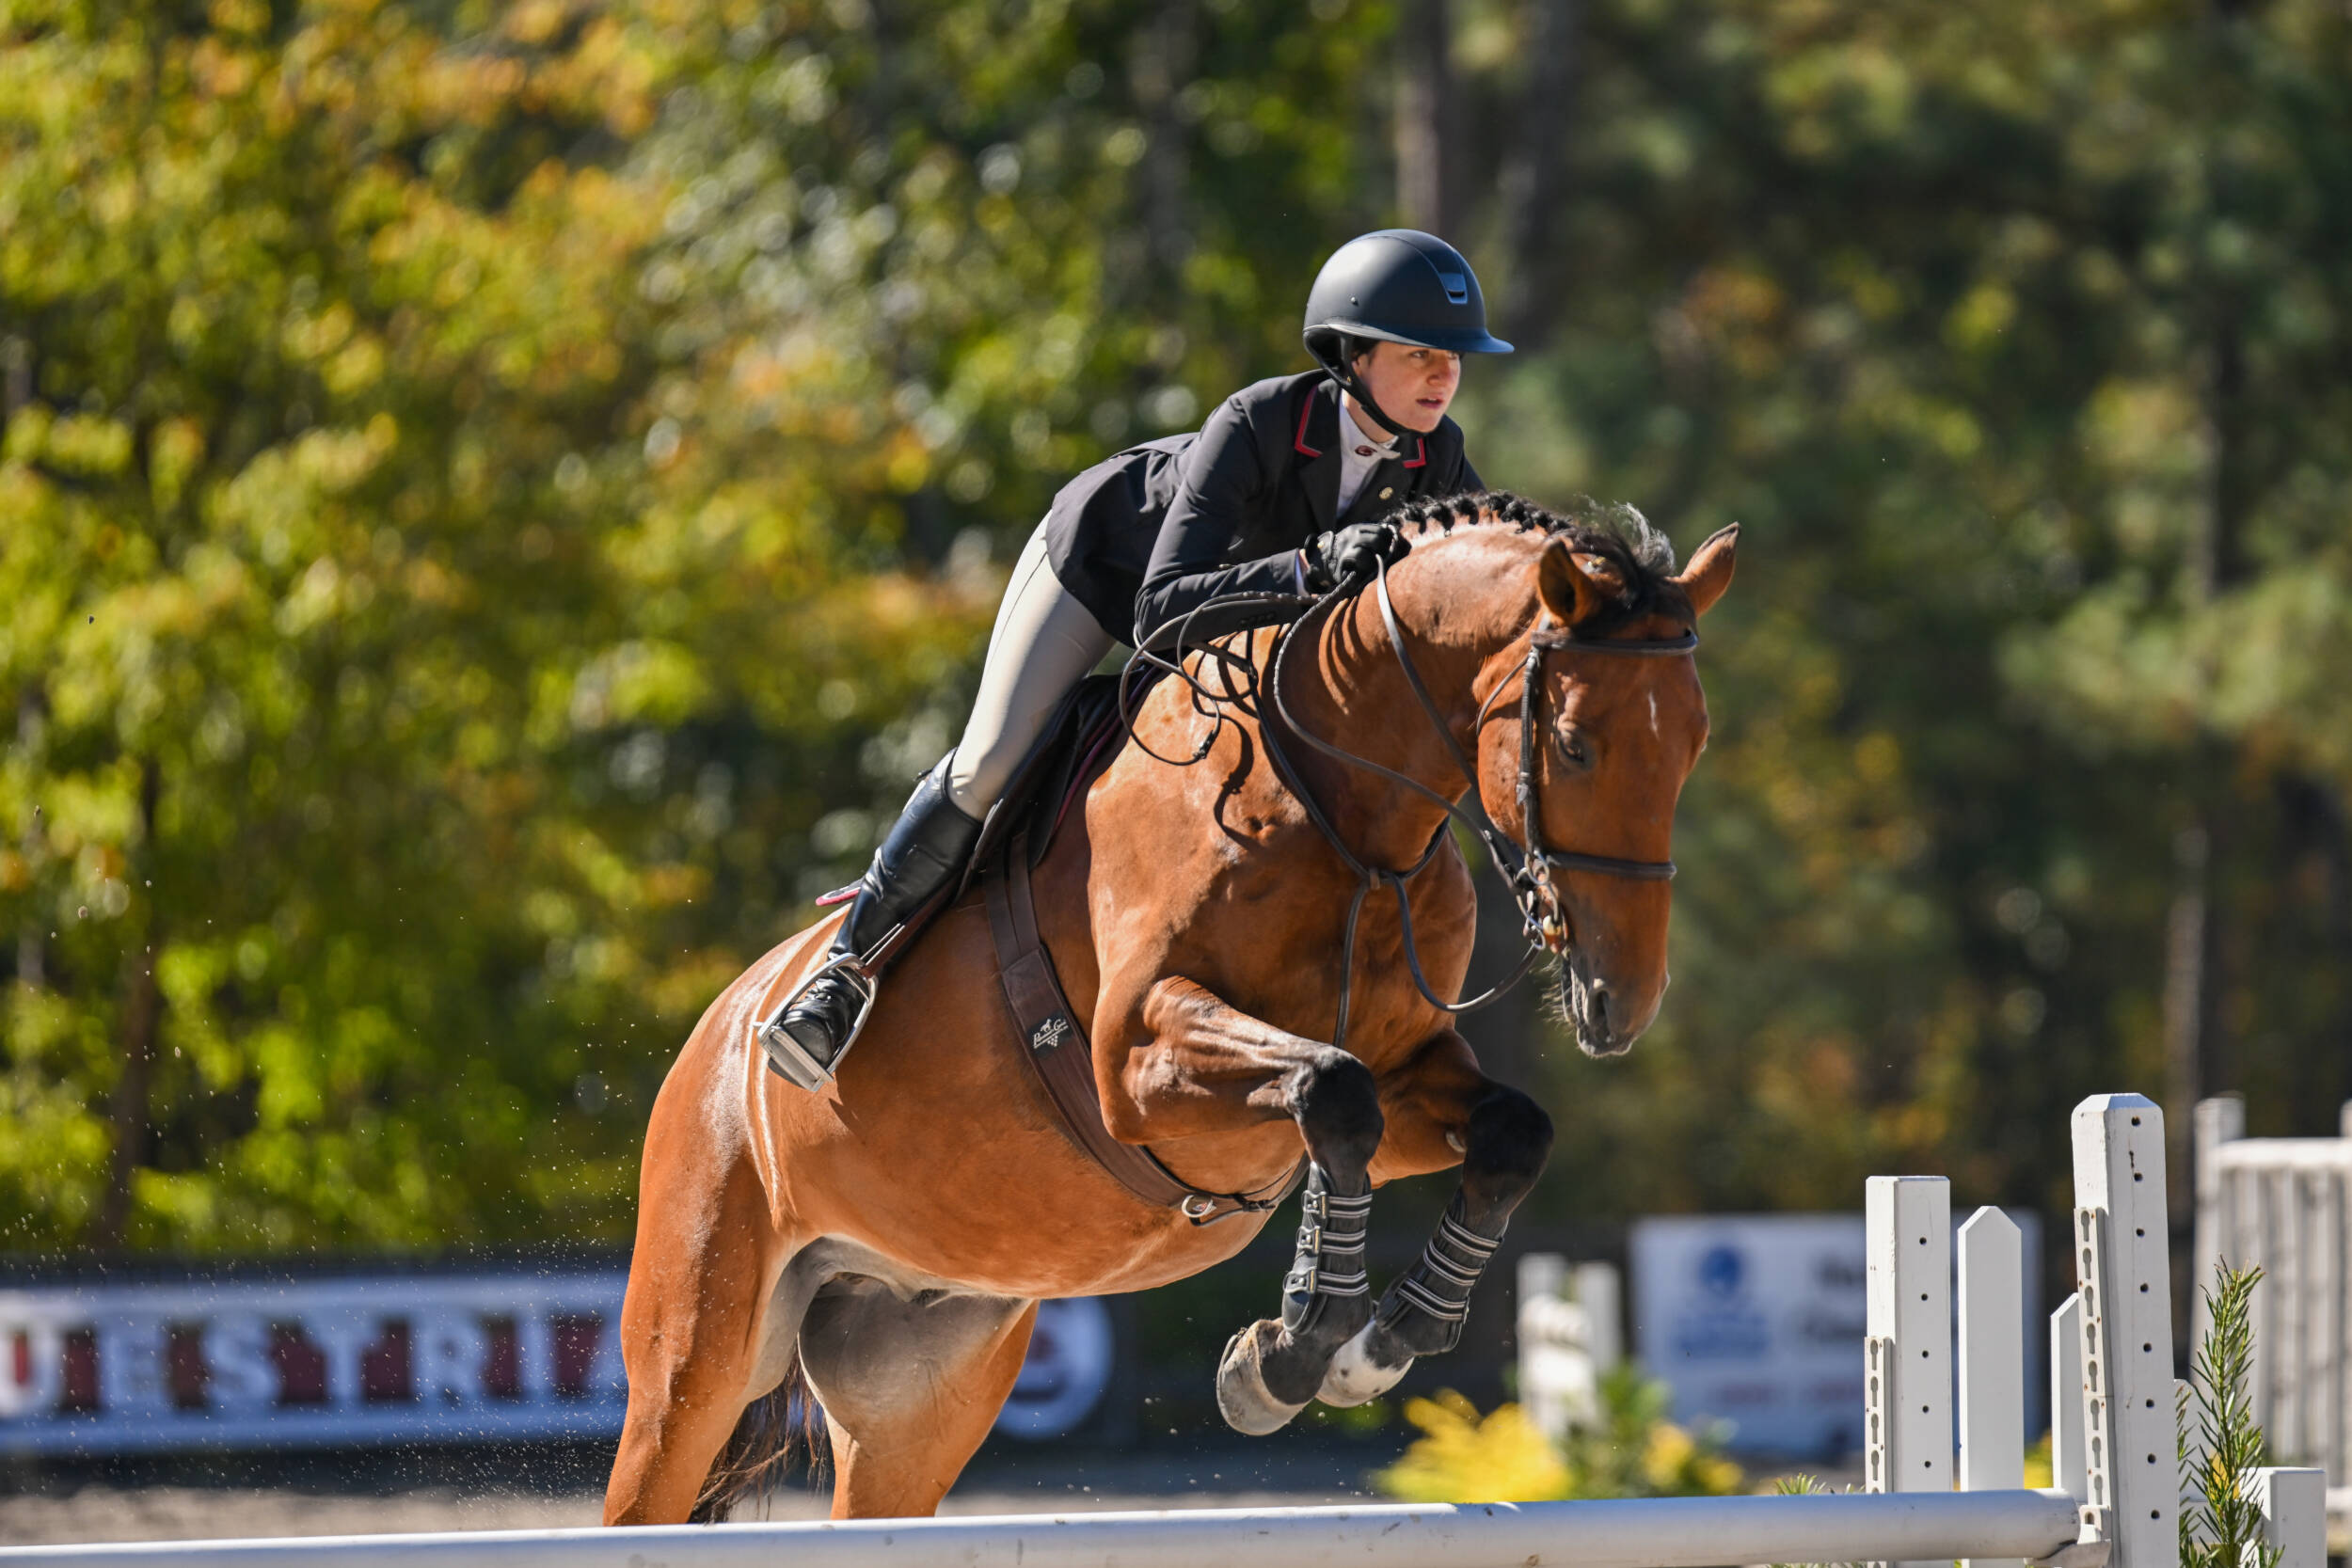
0,0,997,1250
1455,0,2352,1222
4,0,2348,1261
0,0,1384,1251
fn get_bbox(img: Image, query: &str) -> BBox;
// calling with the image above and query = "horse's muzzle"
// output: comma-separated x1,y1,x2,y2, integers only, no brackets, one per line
1561,957,1647,1058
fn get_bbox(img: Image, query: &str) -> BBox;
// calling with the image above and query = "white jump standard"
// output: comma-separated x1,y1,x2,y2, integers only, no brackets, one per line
0,1093,2327,1568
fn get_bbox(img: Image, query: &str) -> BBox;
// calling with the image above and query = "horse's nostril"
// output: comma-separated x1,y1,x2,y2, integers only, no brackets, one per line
1587,982,1612,1029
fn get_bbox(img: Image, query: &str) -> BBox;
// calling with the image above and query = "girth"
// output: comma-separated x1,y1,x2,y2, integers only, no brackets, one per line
982,831,1303,1225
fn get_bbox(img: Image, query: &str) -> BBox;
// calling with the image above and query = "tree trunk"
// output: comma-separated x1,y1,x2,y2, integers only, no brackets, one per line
14,685,44,990
91,758,161,1251
2163,271,2246,1189
2161,821,2220,1123
1393,0,1455,236
1498,0,1579,350
1,335,28,419
1129,0,1198,293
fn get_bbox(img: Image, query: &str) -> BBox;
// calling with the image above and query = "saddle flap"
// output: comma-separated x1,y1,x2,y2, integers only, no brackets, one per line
980,830,1300,1224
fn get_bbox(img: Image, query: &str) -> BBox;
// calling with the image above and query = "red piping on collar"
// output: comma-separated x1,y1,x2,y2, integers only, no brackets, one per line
1402,436,1428,469
1293,391,1322,459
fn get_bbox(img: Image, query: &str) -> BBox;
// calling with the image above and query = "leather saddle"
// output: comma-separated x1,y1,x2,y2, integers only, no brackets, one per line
959,589,1313,884
965,597,1313,1224
960,673,1134,888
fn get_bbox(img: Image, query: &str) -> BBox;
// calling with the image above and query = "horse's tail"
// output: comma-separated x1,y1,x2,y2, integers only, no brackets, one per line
689,1348,827,1523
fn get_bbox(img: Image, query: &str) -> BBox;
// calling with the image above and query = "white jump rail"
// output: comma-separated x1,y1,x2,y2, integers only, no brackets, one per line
0,1093,2327,1568
0,1492,2090,1568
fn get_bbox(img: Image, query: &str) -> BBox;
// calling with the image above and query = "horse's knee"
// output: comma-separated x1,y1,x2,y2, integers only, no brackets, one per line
1465,1085,1553,1193
1292,1051,1383,1174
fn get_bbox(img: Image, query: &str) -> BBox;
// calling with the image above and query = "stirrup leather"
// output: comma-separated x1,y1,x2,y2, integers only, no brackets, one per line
754,953,877,1091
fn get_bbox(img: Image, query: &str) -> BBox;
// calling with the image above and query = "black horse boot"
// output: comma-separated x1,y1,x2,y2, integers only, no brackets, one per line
756,758,983,1089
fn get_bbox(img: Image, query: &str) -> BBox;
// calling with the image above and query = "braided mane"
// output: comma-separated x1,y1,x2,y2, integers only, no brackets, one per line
1395,490,1682,635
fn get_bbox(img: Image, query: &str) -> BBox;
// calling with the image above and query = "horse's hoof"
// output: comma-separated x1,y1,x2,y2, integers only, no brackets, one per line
1316,1322,1412,1407
1216,1320,1309,1436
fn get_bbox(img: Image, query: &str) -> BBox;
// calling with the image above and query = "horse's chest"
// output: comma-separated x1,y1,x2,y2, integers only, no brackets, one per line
1168,848,1477,1027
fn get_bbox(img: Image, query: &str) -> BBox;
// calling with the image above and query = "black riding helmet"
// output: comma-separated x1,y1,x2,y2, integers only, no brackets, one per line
1302,230,1514,437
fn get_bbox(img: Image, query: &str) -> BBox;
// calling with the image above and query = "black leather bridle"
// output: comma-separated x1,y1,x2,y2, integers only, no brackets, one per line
1260,558,1697,1048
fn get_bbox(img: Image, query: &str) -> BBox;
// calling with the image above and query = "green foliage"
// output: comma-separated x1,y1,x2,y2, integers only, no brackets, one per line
2182,1263,2277,1568
1456,0,2352,1223
5,0,2351,1255
0,0,1001,1250
1377,1366,1743,1504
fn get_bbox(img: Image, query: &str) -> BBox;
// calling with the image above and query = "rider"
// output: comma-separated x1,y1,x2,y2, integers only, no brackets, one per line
759,229,1515,1089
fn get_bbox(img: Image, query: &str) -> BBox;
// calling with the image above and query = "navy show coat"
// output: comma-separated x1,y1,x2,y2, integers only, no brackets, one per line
1041,370,1482,647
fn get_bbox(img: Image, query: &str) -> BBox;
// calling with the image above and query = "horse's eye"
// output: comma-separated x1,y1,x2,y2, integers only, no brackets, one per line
1556,729,1593,769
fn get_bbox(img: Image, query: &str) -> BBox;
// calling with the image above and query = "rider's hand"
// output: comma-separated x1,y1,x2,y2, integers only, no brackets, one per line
1303,522,1409,592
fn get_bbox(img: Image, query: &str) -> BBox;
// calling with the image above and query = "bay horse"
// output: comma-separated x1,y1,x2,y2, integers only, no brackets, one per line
602,494,1737,1523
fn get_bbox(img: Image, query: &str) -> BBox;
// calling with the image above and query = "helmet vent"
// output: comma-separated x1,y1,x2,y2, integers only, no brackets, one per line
1437,271,1469,305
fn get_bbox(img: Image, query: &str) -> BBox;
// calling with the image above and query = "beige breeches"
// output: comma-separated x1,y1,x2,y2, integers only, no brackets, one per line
945,520,1117,817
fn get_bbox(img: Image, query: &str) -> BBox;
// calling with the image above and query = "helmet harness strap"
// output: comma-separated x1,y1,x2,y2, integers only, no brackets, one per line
1306,336,1412,442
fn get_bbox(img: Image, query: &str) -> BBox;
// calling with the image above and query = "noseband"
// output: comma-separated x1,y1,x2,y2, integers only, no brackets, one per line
1262,559,1696,1047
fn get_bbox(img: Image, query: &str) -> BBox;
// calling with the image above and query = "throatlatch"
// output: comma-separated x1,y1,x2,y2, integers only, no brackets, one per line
1279,1166,1373,1332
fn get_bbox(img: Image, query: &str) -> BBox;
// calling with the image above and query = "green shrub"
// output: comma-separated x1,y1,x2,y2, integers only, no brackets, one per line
2181,1262,2277,1568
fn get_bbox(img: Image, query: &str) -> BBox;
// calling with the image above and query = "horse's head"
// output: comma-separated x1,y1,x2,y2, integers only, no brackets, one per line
1454,505,1739,1056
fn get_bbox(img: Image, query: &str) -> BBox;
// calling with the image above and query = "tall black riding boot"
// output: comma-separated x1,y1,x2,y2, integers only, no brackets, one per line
757,757,983,1089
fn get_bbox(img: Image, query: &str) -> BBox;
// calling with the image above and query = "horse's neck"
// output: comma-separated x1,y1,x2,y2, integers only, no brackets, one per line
1279,581,1500,870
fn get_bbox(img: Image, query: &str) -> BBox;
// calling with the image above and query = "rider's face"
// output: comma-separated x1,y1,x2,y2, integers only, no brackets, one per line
1348,341,1463,436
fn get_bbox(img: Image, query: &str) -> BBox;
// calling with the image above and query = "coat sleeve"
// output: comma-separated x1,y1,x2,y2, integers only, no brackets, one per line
1133,392,1304,641
1458,450,1485,494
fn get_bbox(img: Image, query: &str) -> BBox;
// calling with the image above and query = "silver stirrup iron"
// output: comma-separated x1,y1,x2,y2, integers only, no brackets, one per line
752,954,877,1091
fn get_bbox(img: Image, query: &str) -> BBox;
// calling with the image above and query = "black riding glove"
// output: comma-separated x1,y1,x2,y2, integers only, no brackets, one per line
1302,521,1408,593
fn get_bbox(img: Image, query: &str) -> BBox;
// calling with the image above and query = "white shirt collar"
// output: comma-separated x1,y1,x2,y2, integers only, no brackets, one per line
1342,397,1401,454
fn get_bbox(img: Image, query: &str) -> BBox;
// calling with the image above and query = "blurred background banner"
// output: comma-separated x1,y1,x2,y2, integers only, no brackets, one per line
1629,1210,2042,1457
0,1273,1114,1454
3,0,2349,1372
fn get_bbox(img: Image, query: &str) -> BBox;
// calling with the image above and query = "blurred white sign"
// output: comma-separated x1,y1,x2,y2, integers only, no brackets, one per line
1631,1212,2038,1459
1637,1212,1872,1457
1632,1215,1868,1457
998,1297,1113,1441
0,1273,1113,1454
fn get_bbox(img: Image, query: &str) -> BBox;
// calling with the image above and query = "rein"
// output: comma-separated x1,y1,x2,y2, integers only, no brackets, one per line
1253,561,1695,1048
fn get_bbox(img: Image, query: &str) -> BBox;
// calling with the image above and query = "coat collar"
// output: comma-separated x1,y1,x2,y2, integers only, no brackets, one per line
1293,377,1429,530
1292,379,1342,531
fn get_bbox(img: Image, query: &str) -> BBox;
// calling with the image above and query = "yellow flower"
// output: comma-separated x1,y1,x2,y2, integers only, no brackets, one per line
1378,1393,1572,1503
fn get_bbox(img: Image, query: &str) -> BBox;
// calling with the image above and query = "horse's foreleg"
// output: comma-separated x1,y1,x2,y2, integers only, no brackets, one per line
1318,1030,1554,1408
1111,976,1385,1436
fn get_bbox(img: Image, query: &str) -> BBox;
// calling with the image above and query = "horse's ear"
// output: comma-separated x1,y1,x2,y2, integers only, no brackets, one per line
1535,537,1613,627
1675,523,1739,617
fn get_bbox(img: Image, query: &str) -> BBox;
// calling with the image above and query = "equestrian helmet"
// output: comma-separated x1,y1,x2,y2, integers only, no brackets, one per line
1301,230,1515,361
